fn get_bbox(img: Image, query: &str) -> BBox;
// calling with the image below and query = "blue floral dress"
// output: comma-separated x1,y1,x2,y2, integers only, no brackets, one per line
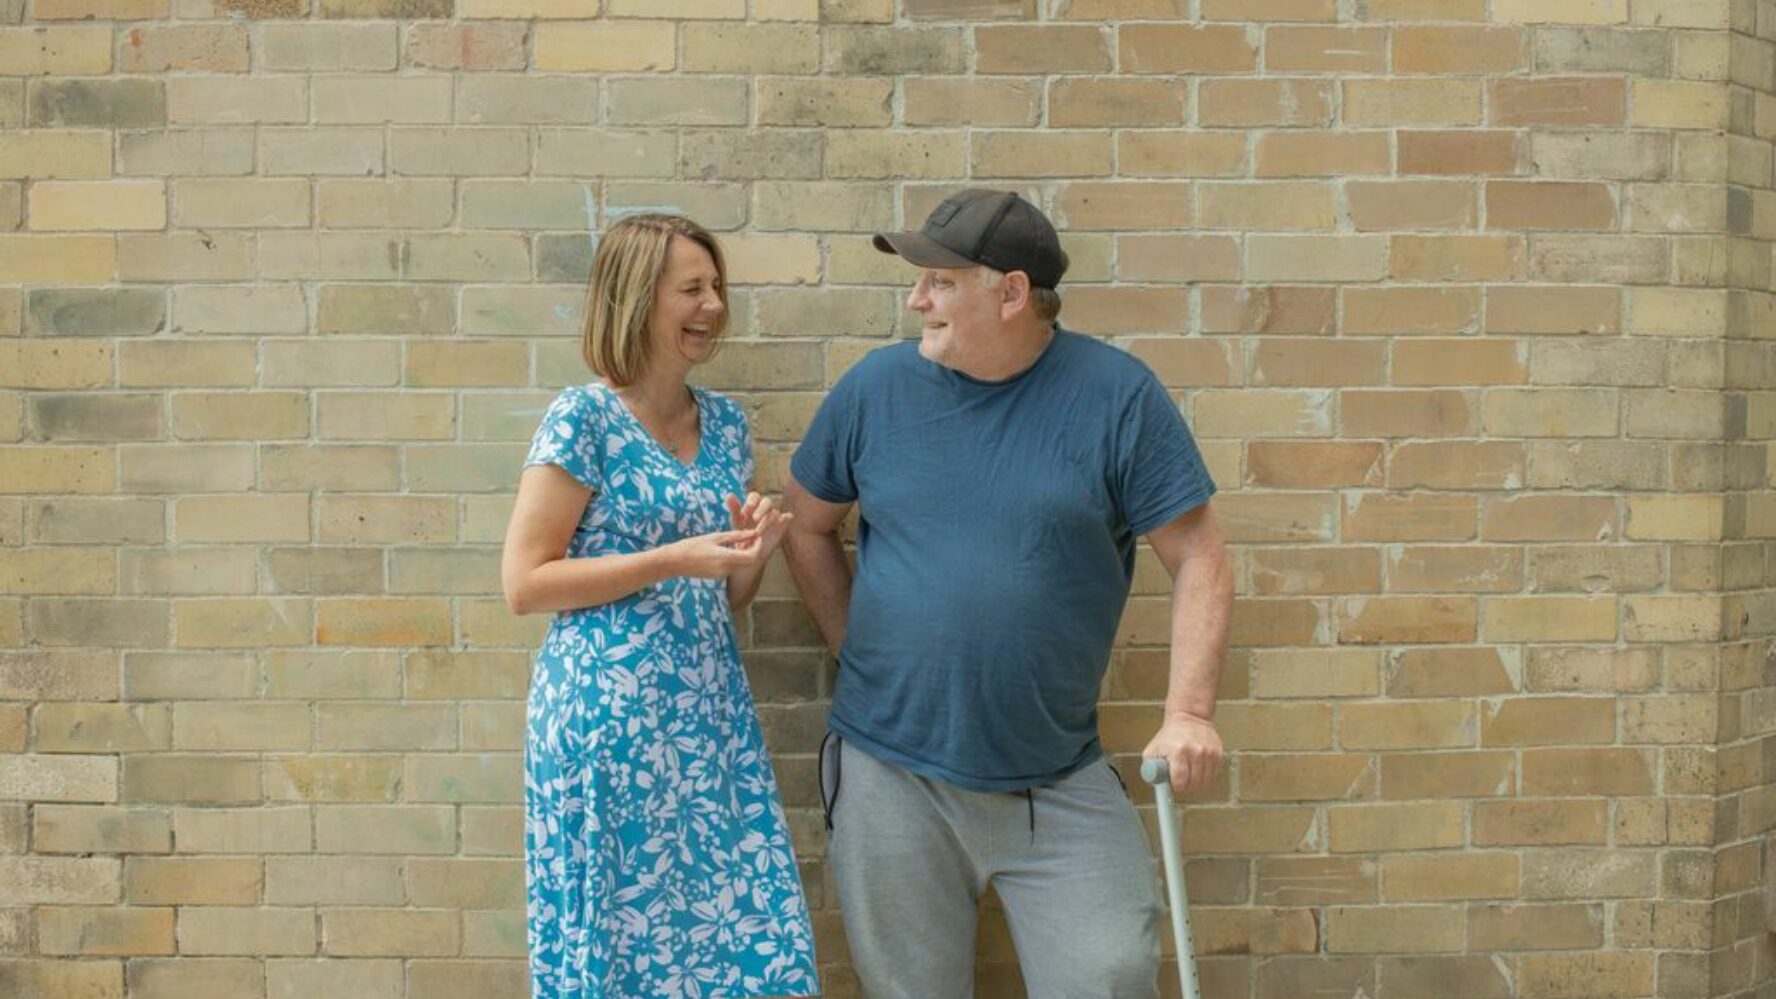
522,382,819,999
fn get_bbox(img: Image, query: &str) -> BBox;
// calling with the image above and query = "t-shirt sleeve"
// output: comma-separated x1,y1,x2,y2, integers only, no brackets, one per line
790,373,859,504
1116,373,1216,536
524,387,603,491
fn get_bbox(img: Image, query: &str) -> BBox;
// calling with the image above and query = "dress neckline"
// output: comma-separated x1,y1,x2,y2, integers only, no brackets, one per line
593,380,707,470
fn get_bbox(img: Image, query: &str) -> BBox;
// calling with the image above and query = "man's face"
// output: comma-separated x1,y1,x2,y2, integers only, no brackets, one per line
906,266,1001,366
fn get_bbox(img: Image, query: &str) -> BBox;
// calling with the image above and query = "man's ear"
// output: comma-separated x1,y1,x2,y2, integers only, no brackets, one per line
1000,270,1032,319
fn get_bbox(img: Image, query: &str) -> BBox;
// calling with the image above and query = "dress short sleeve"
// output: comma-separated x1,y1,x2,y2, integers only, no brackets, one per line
524,387,603,491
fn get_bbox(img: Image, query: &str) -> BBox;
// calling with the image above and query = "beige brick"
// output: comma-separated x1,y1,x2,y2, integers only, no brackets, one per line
1199,79,1332,126
1242,754,1374,801
1257,132,1389,177
392,128,529,177
1474,906,1608,959
0,235,113,284
1394,339,1527,386
118,233,255,283
0,26,112,75
33,704,170,753
174,806,310,853
265,959,403,999
1345,79,1482,126
1493,0,1627,22
118,341,254,390
1202,0,1333,16
122,755,261,805
1487,180,1616,230
1522,748,1654,796
38,906,173,956
1519,952,1653,997
1248,235,1386,282
29,180,164,231
1483,495,1616,542
1386,545,1521,593
898,77,1031,127
1632,79,1727,129
316,805,455,854
1049,78,1186,127
259,128,382,176
33,805,171,854
317,598,450,647
404,23,526,70
1342,390,1474,438
262,341,400,390
1341,700,1475,752
0,754,117,803
1396,25,1526,73
1201,182,1334,231
118,128,254,177
1338,596,1477,644
1265,25,1385,71
175,598,312,649
0,960,123,999
1,342,112,390
317,179,453,229
120,652,253,702
1398,130,1525,177
1120,133,1247,179
1120,23,1254,73
266,755,402,803
0,131,110,180
167,77,305,124
407,234,529,281
119,24,249,73
1118,235,1240,282
318,496,453,545
173,178,309,228
822,24,961,75
259,23,396,72
1486,285,1618,334
262,445,400,492
317,393,454,441
533,22,673,71
0,855,119,904
1248,443,1382,490
174,702,311,751
1326,906,1463,953
1476,800,1609,848
179,907,314,957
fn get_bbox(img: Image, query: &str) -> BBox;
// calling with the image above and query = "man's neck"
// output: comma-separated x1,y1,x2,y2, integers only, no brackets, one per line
949,321,1056,382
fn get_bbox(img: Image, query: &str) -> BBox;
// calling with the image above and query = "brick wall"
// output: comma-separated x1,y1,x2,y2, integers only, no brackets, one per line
0,0,1766,996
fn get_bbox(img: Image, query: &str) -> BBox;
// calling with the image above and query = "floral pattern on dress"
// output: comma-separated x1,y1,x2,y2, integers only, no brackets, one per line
523,382,819,999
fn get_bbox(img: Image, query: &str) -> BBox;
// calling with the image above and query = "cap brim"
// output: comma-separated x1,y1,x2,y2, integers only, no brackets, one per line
872,231,977,270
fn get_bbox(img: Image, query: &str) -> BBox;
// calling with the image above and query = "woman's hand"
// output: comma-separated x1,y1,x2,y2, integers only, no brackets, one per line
664,527,764,579
726,492,794,559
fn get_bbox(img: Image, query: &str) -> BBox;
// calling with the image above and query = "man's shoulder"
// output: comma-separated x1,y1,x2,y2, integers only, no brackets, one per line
1052,328,1162,389
833,338,922,390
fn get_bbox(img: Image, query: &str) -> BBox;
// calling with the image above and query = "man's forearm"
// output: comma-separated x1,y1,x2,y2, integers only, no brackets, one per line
783,528,852,657
1166,550,1233,720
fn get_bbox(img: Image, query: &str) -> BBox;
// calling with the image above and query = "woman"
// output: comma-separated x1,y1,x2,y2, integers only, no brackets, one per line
502,213,819,998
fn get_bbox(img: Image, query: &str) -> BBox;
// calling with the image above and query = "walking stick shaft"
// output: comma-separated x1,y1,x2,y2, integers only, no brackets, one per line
1141,758,1201,999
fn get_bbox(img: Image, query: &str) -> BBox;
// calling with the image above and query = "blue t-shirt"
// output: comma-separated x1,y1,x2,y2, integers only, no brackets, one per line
790,329,1216,791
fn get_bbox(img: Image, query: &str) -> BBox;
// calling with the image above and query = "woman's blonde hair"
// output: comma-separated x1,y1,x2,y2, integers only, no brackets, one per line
582,213,728,386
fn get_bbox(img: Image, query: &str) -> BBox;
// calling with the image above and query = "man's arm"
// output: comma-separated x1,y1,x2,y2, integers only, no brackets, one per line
781,478,855,657
1140,501,1234,794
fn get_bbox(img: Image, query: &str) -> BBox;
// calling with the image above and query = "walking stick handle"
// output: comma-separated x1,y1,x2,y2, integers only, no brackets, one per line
1141,756,1201,999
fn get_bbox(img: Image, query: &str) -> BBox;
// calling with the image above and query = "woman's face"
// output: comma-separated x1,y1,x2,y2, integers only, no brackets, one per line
647,235,725,370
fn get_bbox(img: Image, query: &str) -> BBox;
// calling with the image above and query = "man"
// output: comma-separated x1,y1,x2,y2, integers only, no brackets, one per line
782,189,1233,999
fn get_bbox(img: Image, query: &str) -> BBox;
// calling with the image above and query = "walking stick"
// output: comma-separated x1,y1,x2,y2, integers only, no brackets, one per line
1141,757,1201,999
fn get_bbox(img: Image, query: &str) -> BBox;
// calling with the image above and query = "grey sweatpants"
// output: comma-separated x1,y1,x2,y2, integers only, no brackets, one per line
823,737,1163,999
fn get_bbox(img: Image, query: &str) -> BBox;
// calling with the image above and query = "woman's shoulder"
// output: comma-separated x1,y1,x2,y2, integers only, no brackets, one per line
694,385,749,427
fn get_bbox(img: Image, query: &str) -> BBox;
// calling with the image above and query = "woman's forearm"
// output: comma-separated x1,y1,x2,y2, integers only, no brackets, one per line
726,562,766,612
507,547,684,616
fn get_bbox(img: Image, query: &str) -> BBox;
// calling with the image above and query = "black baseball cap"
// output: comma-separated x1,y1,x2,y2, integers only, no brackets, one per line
872,189,1069,289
